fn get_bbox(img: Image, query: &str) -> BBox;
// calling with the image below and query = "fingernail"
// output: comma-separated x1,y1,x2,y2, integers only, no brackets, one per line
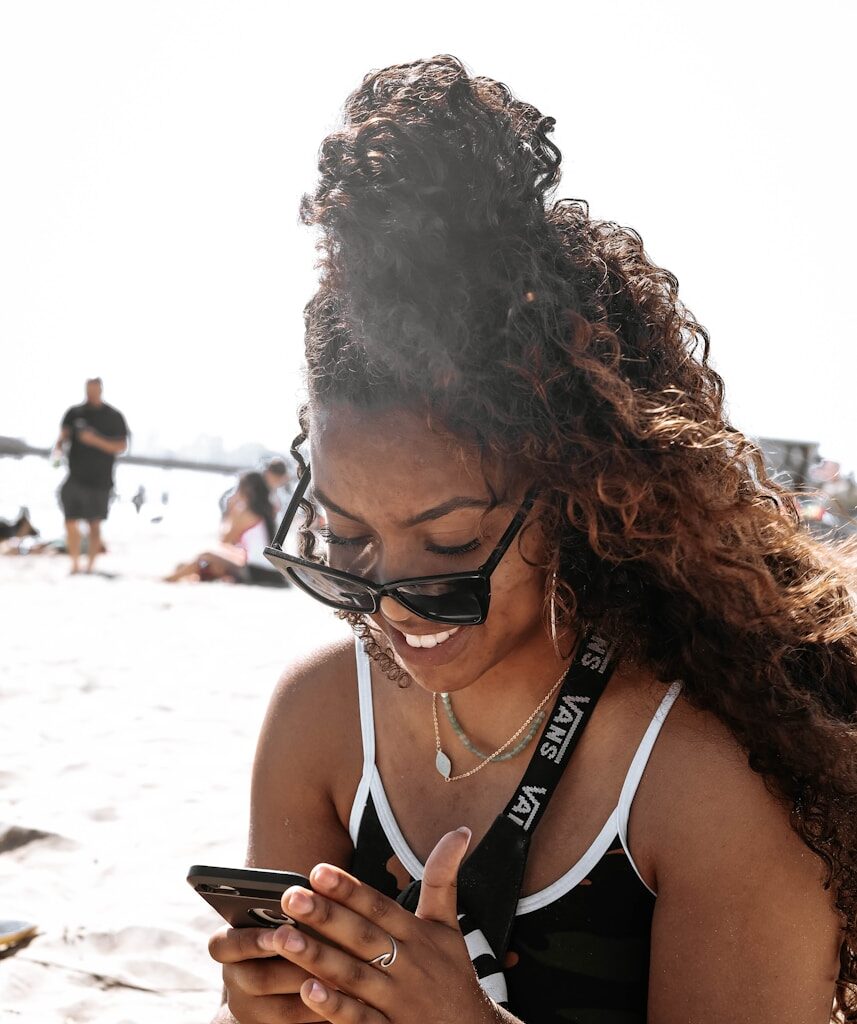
287,889,314,914
280,927,306,952
458,826,472,850
308,980,328,1003
312,865,338,892
257,929,275,950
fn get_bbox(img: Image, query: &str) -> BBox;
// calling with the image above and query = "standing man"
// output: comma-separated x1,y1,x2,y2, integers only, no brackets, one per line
52,377,129,574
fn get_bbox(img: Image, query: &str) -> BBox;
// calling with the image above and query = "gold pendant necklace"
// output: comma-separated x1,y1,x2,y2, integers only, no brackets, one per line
432,665,568,783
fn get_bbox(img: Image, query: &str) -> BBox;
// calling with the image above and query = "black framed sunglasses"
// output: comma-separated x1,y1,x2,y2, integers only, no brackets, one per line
264,468,537,625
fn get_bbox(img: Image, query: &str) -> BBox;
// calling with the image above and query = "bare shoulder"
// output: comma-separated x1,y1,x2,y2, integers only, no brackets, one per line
636,689,822,883
264,634,360,741
246,635,362,872
634,688,841,1022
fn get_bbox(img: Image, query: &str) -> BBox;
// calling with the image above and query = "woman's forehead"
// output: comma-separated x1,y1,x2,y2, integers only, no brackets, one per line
310,404,469,466
307,403,498,506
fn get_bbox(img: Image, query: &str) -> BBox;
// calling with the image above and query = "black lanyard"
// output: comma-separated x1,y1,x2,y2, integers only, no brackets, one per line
398,630,619,960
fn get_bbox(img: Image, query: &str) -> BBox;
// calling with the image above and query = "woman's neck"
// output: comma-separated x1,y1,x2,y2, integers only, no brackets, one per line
438,623,579,752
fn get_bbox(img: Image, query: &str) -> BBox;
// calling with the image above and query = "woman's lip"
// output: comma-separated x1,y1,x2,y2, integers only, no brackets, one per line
384,621,471,669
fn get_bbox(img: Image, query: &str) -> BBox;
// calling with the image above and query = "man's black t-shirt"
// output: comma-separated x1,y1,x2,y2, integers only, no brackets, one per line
61,402,129,488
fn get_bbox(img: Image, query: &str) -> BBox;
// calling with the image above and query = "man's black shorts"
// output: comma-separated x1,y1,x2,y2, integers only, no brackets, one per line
59,477,112,521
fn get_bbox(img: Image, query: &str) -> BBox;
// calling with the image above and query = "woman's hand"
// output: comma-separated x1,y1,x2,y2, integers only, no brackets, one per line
208,923,323,1023
268,827,505,1024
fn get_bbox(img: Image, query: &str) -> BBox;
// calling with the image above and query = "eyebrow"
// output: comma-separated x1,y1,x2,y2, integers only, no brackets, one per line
312,488,491,529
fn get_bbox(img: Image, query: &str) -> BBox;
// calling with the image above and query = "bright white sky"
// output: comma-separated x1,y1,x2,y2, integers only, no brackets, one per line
2,1,855,470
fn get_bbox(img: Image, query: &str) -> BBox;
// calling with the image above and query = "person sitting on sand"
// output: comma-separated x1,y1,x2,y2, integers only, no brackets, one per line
0,507,38,543
0,507,43,556
165,471,285,586
219,457,293,519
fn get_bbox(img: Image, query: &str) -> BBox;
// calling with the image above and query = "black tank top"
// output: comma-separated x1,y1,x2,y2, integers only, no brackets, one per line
347,642,682,1024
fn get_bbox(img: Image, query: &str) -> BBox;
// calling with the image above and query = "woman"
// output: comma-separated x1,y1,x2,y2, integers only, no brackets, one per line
166,471,284,585
207,56,856,1022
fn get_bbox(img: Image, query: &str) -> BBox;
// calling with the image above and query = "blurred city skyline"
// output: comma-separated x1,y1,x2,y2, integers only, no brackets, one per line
2,2,855,470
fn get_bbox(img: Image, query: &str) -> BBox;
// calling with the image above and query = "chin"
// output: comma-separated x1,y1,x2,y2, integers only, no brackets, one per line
373,618,496,690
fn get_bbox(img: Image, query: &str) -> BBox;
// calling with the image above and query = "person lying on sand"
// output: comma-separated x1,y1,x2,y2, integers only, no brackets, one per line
165,471,286,587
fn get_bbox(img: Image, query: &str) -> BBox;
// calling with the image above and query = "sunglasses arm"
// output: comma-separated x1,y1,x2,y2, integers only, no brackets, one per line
271,467,313,550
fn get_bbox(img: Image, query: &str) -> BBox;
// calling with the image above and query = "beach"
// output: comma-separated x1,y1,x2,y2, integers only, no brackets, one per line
0,519,349,1022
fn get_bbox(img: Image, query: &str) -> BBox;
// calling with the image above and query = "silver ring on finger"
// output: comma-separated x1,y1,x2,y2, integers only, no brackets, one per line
365,933,397,970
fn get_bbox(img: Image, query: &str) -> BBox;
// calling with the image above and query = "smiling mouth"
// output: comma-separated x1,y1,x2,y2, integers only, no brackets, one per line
399,626,461,649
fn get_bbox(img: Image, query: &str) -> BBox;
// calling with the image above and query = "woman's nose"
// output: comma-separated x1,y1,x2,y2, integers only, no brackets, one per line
379,595,410,621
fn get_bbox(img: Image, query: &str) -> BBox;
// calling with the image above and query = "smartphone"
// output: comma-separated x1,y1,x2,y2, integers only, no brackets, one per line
187,864,314,930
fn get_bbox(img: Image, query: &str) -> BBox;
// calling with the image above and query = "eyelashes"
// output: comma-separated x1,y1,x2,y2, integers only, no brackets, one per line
427,538,482,557
318,528,482,559
318,527,365,547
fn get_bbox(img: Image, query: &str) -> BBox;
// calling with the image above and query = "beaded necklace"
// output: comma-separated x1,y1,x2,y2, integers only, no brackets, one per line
441,692,545,761
432,665,568,783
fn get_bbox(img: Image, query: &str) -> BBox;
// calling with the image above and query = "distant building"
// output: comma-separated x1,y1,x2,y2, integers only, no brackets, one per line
756,437,819,489
757,436,856,538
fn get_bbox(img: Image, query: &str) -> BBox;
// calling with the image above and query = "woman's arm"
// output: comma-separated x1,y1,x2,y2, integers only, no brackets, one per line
245,643,357,872
209,639,360,1024
643,704,841,1024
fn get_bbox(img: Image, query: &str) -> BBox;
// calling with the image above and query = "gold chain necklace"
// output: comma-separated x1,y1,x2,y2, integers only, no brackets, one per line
432,665,569,783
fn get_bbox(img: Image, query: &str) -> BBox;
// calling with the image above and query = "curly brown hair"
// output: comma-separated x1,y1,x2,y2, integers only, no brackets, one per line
294,54,857,1018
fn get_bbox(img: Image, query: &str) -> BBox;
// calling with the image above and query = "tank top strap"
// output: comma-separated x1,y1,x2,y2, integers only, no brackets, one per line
615,679,683,894
349,639,376,846
354,638,376,770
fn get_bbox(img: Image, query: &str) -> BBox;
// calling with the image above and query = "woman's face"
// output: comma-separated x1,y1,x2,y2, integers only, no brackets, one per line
307,402,551,692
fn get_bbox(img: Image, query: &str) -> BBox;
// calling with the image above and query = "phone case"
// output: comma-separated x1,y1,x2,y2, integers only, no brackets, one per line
187,864,314,929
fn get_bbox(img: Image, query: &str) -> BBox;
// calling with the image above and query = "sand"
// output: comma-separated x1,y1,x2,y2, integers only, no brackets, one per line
0,529,349,1022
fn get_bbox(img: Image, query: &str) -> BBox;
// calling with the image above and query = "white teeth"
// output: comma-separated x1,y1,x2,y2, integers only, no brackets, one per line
404,627,459,649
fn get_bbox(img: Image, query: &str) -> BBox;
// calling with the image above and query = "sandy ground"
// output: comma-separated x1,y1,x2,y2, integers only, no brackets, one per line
0,530,349,1022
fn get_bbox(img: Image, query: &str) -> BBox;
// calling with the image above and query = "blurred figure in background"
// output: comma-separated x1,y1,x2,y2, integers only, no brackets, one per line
0,507,40,555
165,471,286,586
261,457,292,516
52,377,129,574
0,507,38,543
219,457,293,519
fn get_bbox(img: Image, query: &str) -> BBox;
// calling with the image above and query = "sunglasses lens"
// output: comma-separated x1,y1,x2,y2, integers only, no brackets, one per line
394,579,485,624
290,564,376,612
